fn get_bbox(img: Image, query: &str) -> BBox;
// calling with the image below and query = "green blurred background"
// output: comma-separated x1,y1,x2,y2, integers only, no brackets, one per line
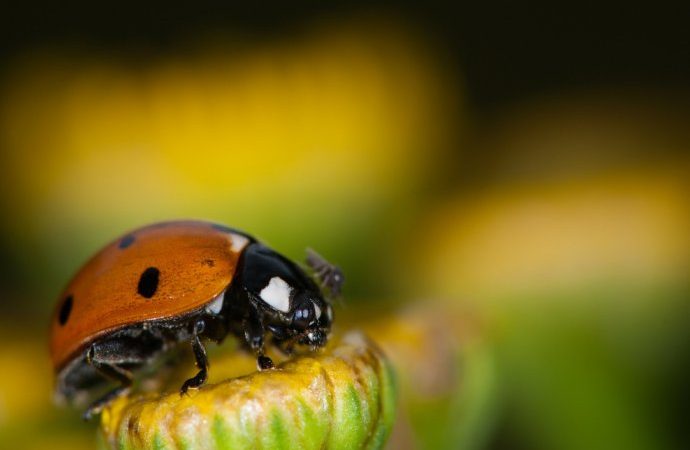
0,2,688,449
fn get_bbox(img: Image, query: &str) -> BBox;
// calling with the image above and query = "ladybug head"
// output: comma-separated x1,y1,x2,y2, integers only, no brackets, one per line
256,273,333,349
237,243,333,348
288,289,332,341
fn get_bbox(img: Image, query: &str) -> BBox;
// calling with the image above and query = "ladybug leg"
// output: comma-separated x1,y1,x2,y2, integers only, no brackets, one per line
83,345,133,420
244,304,274,370
180,320,209,395
202,314,228,344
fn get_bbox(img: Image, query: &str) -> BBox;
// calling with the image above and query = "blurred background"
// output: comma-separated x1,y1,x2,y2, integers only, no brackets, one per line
1,2,688,449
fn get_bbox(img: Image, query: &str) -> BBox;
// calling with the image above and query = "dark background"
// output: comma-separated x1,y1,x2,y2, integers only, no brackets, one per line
3,2,689,111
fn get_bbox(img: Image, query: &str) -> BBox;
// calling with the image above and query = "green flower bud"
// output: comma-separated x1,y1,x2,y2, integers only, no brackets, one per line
99,331,396,450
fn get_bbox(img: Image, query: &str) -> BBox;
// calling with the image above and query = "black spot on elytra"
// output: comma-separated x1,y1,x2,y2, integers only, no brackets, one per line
137,267,160,298
119,234,136,249
59,295,73,326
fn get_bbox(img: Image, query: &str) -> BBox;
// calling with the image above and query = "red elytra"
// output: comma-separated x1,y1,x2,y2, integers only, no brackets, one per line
49,220,251,373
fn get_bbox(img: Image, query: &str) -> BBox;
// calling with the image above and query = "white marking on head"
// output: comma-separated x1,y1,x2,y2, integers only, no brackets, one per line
205,291,225,314
228,233,251,252
259,277,292,313
313,302,322,320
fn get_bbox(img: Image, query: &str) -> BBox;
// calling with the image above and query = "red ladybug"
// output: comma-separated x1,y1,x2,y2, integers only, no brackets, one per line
49,220,342,418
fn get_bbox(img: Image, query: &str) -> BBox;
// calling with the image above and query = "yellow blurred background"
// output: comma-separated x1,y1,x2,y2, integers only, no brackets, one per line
0,3,688,450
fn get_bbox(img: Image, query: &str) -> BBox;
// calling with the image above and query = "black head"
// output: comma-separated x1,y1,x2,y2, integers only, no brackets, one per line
235,243,333,348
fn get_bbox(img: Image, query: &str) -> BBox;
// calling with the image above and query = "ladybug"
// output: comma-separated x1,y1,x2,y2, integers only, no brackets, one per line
49,220,343,419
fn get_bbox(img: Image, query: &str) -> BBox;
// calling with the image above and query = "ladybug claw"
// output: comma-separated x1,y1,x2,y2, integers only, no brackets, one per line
179,369,207,396
257,355,274,371
179,382,197,396
82,407,97,421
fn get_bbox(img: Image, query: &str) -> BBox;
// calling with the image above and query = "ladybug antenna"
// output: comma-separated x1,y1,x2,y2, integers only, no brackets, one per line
305,248,344,301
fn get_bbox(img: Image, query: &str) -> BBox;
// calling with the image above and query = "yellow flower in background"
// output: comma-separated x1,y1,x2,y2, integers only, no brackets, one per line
0,20,461,275
413,94,690,307
421,169,690,304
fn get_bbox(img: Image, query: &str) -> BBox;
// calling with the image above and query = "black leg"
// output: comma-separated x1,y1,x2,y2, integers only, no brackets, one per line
180,320,209,395
84,345,133,420
244,304,274,370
